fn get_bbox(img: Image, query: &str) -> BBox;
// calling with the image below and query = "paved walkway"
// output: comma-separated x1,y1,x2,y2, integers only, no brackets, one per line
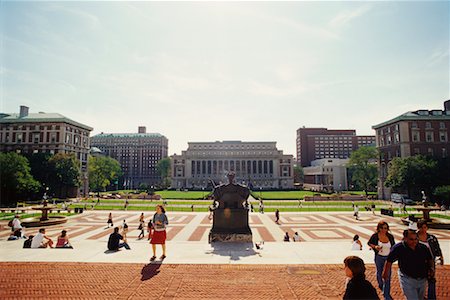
1,262,449,299
1,211,449,299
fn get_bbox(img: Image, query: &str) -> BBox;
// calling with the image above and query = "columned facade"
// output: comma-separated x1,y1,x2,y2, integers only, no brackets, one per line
171,141,294,189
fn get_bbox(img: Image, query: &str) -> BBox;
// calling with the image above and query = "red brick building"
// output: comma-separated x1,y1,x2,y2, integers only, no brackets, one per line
372,100,450,199
296,127,375,167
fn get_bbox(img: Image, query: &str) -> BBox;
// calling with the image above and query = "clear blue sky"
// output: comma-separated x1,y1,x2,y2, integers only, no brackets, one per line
1,2,448,156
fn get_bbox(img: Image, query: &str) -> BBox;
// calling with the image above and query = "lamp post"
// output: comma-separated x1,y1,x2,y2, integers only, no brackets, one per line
259,187,262,199
202,187,205,199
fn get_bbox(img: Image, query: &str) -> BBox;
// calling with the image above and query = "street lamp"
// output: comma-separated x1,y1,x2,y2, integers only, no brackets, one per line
202,187,205,199
259,187,262,199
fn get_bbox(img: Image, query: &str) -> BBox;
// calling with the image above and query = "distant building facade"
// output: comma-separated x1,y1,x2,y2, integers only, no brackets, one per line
0,105,93,196
303,158,349,192
372,100,450,199
296,127,375,167
91,127,168,188
171,141,294,189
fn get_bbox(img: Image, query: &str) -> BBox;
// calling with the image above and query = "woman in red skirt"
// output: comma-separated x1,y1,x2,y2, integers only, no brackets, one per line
150,204,168,261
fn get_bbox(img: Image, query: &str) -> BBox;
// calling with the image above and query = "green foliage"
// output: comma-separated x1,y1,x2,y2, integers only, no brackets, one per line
0,152,41,205
156,158,171,188
385,155,438,196
88,155,122,192
47,153,81,198
433,185,450,204
348,146,378,195
293,165,304,183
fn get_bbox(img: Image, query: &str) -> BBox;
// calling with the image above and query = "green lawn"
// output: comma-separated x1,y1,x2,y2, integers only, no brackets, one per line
155,190,211,199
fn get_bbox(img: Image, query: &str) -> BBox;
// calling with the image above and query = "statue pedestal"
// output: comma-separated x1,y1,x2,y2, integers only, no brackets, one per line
209,208,252,243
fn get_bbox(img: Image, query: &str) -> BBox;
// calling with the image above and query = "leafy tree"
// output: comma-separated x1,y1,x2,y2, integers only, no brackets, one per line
293,165,304,183
25,152,53,195
88,155,122,192
348,146,378,196
48,153,81,198
156,158,171,188
0,152,41,206
433,185,450,206
385,155,438,198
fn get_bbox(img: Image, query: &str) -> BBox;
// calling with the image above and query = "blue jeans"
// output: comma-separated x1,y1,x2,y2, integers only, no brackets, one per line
398,270,426,300
427,277,436,300
119,242,130,250
375,255,392,300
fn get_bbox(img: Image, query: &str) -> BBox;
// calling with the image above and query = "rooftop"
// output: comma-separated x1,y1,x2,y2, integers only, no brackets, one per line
0,112,93,131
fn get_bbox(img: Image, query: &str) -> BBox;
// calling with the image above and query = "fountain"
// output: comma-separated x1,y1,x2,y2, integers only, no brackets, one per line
402,191,450,230
21,194,68,228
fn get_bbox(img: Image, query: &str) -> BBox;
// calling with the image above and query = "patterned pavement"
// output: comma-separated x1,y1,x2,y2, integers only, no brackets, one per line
1,211,449,299
2,211,450,243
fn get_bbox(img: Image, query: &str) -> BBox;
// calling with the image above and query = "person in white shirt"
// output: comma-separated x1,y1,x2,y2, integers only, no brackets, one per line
31,228,54,248
12,215,24,238
293,232,301,242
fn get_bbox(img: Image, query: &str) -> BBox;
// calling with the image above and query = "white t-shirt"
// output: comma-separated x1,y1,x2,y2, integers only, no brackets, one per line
12,218,22,230
351,241,361,250
31,233,44,248
293,234,300,242
378,241,391,256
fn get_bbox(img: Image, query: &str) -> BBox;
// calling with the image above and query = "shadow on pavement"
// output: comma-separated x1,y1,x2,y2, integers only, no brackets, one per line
207,242,260,261
141,263,161,281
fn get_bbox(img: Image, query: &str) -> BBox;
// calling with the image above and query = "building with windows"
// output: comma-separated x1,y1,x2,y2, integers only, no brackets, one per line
0,105,93,196
372,100,450,199
303,158,349,192
296,127,375,167
171,141,294,189
90,127,168,188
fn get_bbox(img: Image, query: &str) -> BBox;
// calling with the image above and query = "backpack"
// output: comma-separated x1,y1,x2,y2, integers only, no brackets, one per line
8,220,13,227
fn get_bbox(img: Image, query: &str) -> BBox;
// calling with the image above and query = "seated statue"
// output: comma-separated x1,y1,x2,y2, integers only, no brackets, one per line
213,172,249,209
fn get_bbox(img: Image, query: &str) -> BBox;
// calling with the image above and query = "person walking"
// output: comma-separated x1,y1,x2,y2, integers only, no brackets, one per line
275,209,280,224
382,229,433,300
138,219,145,240
259,199,264,214
368,221,395,300
343,256,379,300
150,204,169,261
107,212,113,228
353,205,359,220
417,220,444,300
139,213,144,223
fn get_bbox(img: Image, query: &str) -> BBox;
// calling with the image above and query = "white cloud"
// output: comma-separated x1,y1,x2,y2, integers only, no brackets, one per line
425,47,449,67
329,4,372,29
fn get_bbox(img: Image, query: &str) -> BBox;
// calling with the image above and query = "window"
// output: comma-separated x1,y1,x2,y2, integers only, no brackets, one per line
425,122,432,129
412,131,420,142
426,132,434,142
414,148,420,155
394,133,400,143
411,122,418,129
439,132,448,142
440,122,446,129
428,148,434,156
443,148,448,158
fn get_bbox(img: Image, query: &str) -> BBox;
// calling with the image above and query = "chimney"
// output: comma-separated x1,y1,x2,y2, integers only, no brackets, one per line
445,100,450,111
19,106,29,118
138,126,146,134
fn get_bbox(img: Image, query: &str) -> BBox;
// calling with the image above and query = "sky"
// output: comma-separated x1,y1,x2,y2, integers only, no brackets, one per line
1,1,449,157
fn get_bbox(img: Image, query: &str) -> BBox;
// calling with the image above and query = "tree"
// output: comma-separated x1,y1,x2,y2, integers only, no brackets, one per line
293,165,304,184
385,155,438,198
156,158,171,188
48,153,81,198
433,185,450,206
88,155,122,192
25,152,53,196
0,152,41,206
348,146,378,196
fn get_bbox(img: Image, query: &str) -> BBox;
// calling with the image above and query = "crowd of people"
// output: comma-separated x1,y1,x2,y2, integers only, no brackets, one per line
6,205,446,299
